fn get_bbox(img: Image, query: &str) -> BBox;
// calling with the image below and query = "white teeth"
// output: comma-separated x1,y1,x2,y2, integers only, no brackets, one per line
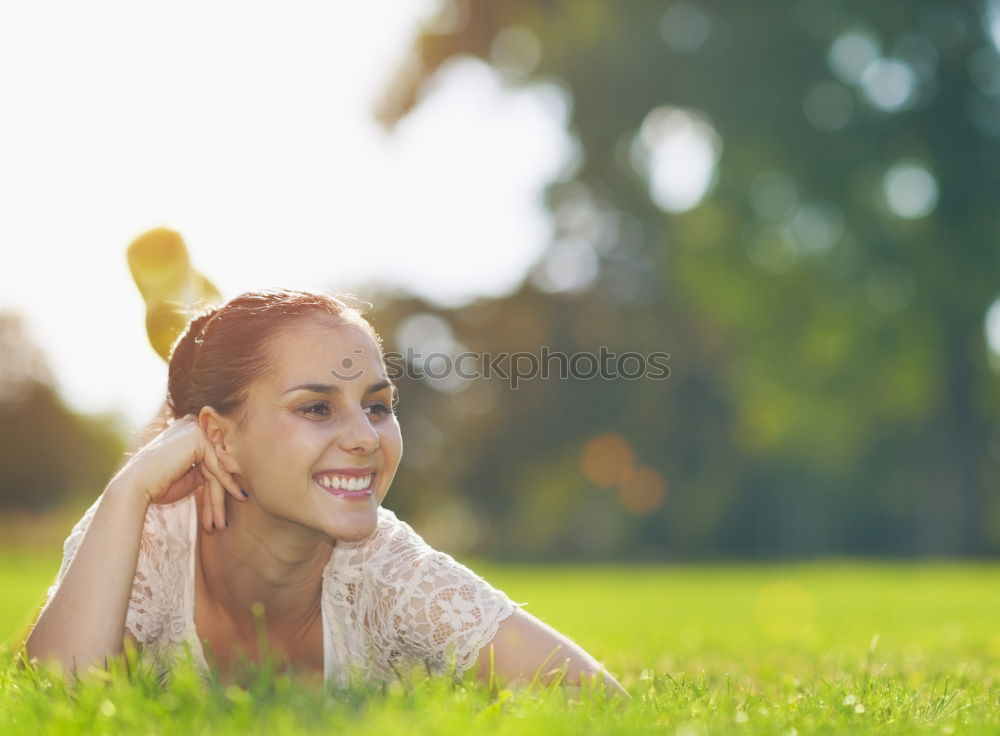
316,473,373,491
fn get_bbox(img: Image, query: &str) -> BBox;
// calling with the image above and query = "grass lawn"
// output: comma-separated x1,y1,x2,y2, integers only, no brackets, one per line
2,554,998,734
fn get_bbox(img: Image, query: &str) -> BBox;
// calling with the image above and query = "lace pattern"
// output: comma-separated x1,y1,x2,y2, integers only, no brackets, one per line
329,509,524,684
45,495,191,668
46,494,523,687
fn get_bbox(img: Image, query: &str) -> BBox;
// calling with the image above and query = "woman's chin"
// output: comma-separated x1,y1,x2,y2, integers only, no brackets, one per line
319,507,379,542
330,520,378,543
311,479,382,541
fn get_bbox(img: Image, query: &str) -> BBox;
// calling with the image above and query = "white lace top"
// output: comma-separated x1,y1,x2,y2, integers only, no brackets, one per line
45,494,524,688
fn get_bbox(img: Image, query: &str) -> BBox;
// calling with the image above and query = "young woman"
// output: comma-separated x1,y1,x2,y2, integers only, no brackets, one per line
26,288,626,698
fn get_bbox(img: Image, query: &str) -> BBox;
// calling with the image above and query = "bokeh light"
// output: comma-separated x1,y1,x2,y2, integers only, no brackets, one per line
616,465,667,515
828,29,881,84
581,434,667,515
791,200,844,254
395,312,456,360
413,499,483,554
490,25,542,78
987,0,1000,51
660,2,710,52
581,433,636,489
633,106,722,214
985,296,1000,372
882,161,939,219
530,237,600,294
394,312,470,393
860,58,917,112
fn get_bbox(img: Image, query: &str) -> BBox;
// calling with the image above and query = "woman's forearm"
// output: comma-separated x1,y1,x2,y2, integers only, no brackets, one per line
25,472,150,676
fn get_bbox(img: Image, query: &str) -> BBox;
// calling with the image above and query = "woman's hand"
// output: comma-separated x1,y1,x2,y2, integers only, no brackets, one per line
26,410,243,673
113,413,247,531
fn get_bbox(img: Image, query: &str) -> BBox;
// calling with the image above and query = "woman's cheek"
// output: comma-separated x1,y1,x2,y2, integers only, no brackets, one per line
385,420,403,458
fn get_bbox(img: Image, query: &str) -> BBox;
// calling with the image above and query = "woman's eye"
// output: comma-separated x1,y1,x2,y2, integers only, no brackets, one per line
301,403,331,417
301,402,394,419
365,402,394,418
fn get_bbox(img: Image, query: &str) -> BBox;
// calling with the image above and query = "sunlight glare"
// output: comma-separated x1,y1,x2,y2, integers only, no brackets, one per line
0,1,575,428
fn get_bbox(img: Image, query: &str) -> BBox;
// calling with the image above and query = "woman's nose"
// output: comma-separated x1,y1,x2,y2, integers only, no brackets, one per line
337,408,380,453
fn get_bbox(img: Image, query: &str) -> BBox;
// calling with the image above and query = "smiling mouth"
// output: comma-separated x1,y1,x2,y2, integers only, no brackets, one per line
313,472,376,496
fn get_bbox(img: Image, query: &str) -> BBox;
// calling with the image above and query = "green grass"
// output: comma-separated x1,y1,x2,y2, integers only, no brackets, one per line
2,556,998,734
0,549,63,644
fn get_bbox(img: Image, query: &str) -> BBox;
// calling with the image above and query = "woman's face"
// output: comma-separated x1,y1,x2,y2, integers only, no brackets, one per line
224,317,402,543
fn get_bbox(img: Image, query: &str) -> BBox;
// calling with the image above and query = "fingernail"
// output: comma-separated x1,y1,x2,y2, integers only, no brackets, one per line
241,489,249,498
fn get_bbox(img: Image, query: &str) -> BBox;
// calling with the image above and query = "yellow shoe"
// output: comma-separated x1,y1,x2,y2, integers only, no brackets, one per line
127,227,223,361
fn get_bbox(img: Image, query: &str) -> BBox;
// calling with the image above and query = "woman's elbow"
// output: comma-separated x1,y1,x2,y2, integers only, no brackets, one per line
473,608,629,700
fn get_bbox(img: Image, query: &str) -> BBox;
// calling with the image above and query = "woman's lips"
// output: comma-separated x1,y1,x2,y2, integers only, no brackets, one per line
313,473,375,500
325,488,372,500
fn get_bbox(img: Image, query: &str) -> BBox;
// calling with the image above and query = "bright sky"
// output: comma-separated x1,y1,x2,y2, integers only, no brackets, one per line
0,1,574,431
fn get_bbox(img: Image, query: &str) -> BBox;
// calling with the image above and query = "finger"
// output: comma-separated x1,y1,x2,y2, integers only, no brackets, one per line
202,449,246,502
179,465,204,497
202,476,214,532
210,471,227,529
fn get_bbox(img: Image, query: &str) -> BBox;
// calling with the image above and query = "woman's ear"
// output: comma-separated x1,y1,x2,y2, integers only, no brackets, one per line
197,405,242,475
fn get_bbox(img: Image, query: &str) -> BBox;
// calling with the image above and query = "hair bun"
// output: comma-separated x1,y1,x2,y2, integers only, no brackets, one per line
166,305,222,417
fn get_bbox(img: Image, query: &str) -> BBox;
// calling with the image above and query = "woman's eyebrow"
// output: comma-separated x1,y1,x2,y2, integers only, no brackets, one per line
283,380,394,396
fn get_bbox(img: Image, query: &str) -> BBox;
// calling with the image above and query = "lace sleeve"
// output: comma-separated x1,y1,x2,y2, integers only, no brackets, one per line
375,511,525,681
44,493,168,646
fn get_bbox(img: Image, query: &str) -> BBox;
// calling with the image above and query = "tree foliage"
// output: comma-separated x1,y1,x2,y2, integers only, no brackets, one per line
0,312,124,511
371,0,1000,557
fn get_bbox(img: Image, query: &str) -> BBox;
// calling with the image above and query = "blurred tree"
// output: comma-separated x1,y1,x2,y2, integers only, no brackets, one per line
0,311,125,511
373,0,1000,557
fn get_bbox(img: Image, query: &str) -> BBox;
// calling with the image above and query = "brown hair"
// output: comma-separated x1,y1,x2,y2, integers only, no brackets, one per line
166,287,383,425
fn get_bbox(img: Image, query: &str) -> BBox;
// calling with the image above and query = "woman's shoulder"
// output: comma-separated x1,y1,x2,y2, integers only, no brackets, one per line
366,505,432,553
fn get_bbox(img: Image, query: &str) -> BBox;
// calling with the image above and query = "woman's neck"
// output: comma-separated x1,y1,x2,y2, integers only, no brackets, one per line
196,498,334,639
